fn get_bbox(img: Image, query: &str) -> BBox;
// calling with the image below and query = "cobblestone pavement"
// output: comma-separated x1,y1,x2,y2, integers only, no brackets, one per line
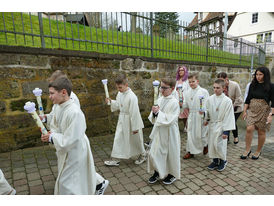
1,127,274,195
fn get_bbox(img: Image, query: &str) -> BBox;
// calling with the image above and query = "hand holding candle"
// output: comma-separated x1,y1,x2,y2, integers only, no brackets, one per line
152,80,160,106
24,101,48,135
102,79,110,105
32,88,44,116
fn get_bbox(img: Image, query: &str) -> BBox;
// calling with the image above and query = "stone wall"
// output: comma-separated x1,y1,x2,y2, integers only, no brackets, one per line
0,45,252,152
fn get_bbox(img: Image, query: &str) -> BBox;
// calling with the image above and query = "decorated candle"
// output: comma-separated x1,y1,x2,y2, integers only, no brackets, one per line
101,79,110,105
32,88,44,116
152,80,160,106
24,101,48,135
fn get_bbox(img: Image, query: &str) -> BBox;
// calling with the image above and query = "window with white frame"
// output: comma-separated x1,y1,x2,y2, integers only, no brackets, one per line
265,32,272,42
252,13,258,23
256,34,263,43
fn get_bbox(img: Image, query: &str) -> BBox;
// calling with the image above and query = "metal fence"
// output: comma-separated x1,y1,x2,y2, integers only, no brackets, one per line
0,12,265,67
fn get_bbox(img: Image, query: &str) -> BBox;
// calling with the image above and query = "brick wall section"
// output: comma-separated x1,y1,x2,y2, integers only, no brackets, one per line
0,45,258,152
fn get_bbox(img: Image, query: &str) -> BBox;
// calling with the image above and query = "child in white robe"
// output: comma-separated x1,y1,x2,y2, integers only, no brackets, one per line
0,169,16,195
204,79,235,172
148,77,180,185
41,77,108,195
182,73,209,159
40,70,107,194
104,74,146,166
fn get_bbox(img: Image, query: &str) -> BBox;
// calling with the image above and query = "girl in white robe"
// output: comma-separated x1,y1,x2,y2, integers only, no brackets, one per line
147,78,180,185
205,79,235,172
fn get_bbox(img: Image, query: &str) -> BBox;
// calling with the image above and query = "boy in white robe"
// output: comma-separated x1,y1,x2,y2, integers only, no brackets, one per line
182,73,209,159
104,74,146,166
204,79,235,172
41,77,108,195
40,70,107,194
0,169,16,195
147,77,180,185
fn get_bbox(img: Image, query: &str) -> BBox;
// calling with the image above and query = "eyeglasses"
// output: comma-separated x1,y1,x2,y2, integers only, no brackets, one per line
160,86,171,90
179,70,185,72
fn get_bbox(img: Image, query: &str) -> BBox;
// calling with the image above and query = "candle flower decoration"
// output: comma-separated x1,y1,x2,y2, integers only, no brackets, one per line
24,101,48,135
32,88,44,116
198,95,205,113
101,79,110,105
177,84,183,104
152,80,160,106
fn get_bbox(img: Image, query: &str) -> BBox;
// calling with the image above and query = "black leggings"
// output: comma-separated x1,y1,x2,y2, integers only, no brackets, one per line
229,112,242,138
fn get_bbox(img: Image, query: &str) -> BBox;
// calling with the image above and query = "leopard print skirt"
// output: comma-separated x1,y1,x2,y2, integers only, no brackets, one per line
246,99,271,131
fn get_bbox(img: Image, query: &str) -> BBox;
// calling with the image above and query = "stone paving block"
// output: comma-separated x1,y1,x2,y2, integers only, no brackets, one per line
185,182,200,191
213,178,228,187
13,172,26,180
45,189,54,195
116,191,130,195
157,190,170,195
130,191,143,195
14,184,29,193
26,167,39,173
27,172,41,181
111,184,125,193
43,180,55,190
140,186,152,193
201,185,213,192
12,167,25,173
123,183,138,192
41,175,55,182
39,168,52,176
14,179,28,187
182,188,194,195
208,190,220,195
195,189,208,195
29,185,45,195
215,186,226,193
224,185,236,192
17,190,30,195
28,179,43,187
165,185,180,194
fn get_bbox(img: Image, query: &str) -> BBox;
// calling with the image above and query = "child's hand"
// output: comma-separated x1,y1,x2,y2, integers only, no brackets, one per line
132,130,138,134
204,121,208,126
41,131,51,142
222,134,228,139
105,98,111,104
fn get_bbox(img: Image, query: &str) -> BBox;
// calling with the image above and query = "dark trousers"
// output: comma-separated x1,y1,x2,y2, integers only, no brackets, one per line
228,112,242,139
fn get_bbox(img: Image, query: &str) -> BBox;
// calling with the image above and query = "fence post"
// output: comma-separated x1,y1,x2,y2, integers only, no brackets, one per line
206,27,209,62
150,12,153,58
38,12,45,48
239,38,243,65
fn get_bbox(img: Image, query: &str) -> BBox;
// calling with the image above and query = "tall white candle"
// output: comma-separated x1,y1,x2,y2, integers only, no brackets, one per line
32,88,44,116
101,79,110,105
153,80,160,106
24,101,48,135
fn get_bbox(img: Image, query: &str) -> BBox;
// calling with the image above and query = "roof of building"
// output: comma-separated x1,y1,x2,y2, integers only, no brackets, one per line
187,12,225,28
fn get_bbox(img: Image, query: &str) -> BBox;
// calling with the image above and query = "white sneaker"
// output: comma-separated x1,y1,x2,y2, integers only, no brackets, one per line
95,180,109,195
104,160,120,166
134,154,147,165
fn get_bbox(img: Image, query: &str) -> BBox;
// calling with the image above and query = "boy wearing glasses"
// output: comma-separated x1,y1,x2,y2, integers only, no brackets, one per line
182,73,209,159
147,78,180,185
104,74,146,166
204,79,235,172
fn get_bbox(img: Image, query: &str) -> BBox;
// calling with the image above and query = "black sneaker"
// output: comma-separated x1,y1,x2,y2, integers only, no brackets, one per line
163,174,176,185
217,160,227,172
207,158,219,170
148,171,159,184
